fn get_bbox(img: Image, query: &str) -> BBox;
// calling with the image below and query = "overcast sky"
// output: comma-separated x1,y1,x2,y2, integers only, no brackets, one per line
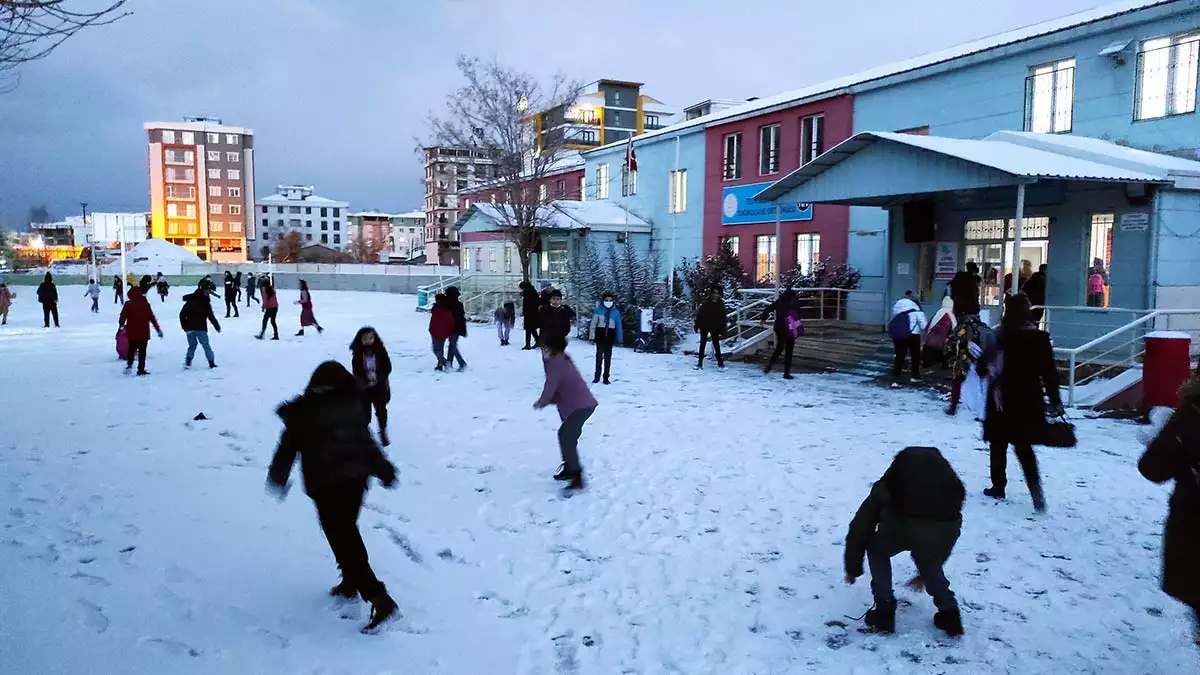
0,0,1104,228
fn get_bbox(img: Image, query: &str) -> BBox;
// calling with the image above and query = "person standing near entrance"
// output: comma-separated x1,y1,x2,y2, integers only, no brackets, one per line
37,272,59,328
979,294,1062,512
180,285,221,369
1023,264,1047,323
695,288,727,370
889,290,928,383
761,288,802,380
588,292,623,385
948,262,981,318
1086,259,1108,307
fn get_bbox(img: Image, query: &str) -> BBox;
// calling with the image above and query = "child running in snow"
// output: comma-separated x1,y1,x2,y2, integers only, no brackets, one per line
295,279,323,336
533,334,598,491
85,279,102,313
267,361,399,634
350,327,393,447
845,446,965,637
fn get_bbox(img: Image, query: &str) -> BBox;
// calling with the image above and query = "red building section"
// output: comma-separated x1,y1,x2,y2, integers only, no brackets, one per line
460,167,585,212
702,95,854,279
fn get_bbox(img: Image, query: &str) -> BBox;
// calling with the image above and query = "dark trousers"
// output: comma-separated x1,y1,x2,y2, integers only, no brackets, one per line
892,335,921,378
246,287,258,307
42,302,59,327
949,375,964,409
311,483,383,601
867,523,959,612
114,289,124,305
259,308,279,338
524,326,539,349
90,297,99,313
126,338,148,373
224,294,239,317
989,439,1042,497
361,386,388,432
447,335,466,368
558,407,595,474
765,336,795,375
432,337,447,367
698,330,724,367
594,341,614,381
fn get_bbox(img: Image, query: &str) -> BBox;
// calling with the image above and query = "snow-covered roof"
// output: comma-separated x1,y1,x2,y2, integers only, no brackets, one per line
144,121,252,135
585,0,1174,155
463,151,586,194
459,200,650,234
257,193,347,207
394,210,426,220
347,209,426,220
755,130,1200,203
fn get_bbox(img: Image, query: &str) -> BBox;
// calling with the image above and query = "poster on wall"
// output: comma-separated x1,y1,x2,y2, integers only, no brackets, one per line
934,242,959,280
721,182,814,226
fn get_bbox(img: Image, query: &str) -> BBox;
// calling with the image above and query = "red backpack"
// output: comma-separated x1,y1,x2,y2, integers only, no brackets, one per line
925,314,954,349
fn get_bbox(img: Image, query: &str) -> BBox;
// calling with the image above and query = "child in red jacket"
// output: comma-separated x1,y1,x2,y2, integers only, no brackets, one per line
428,293,455,371
118,287,164,375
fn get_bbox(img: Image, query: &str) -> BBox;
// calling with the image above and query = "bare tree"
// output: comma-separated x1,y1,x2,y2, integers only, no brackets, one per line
346,227,388,263
427,56,581,281
1,1,130,91
272,232,302,263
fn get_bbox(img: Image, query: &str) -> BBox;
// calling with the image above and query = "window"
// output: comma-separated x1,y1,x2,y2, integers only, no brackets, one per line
334,234,341,245
321,222,328,231
227,187,241,198
505,246,513,273
305,207,312,215
334,221,340,231
668,169,688,213
166,185,195,199
321,234,328,244
288,206,301,214
210,220,223,232
167,167,195,182
226,152,240,163
167,221,180,235
597,164,610,199
489,248,498,273
227,169,240,180
1025,59,1076,133
262,231,269,240
180,132,194,145
276,206,283,214
207,133,220,144
228,204,242,215
759,124,781,175
547,240,569,278
291,219,302,228
755,235,776,282
723,235,739,257
306,233,312,242
207,168,221,180
165,149,194,164
167,203,179,217
644,114,660,128
225,134,239,145
261,218,268,228
261,206,268,213
557,179,567,197
321,207,328,217
621,164,637,196
161,130,176,144
207,150,221,161
795,233,822,275
1136,33,1200,120
333,208,340,217
579,176,586,202
1087,214,1114,307
801,114,825,165
210,204,223,215
463,248,471,271
276,219,284,226
539,183,548,202
229,222,242,233
614,91,622,105
722,133,742,180
208,186,222,197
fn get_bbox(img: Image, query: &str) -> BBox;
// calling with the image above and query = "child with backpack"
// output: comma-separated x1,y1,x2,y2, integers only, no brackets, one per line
760,288,803,380
494,302,516,346
845,446,965,637
889,291,928,383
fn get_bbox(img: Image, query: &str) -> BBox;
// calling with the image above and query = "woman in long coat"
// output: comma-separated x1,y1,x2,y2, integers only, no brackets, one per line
979,294,1062,512
295,279,324,336
1140,375,1200,648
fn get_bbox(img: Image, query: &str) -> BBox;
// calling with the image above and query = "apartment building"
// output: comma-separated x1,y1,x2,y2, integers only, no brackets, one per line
423,146,496,265
145,118,255,262
255,185,348,258
533,79,675,152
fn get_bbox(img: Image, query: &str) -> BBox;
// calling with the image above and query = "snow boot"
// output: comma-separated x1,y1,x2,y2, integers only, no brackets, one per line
782,373,794,380
603,377,610,385
209,362,217,369
593,375,601,384
362,591,397,634
380,429,390,448
553,464,572,481
295,329,304,336
934,608,964,636
316,326,324,334
564,471,585,491
330,579,357,599
863,602,896,634
1030,484,1047,513
983,486,1006,500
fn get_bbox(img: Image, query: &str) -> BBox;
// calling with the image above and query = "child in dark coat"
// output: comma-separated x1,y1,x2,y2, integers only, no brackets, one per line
350,327,393,447
267,361,399,634
845,446,965,636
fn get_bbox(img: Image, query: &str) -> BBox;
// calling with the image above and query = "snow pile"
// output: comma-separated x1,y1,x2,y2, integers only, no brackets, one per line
0,288,1196,673
102,239,201,276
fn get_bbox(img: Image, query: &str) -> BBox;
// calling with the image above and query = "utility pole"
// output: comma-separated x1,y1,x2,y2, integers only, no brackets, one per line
81,202,95,282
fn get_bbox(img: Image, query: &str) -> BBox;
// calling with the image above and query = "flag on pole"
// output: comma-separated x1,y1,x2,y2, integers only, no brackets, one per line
625,136,637,172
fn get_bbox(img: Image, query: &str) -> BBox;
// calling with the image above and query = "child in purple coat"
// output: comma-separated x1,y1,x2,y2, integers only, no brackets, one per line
533,334,598,491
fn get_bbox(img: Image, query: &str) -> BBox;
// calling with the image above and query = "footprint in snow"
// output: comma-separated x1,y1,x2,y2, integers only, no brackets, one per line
70,572,111,587
138,637,203,658
77,599,110,633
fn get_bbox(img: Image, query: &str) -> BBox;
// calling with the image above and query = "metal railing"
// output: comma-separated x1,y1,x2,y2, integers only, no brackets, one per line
725,287,876,355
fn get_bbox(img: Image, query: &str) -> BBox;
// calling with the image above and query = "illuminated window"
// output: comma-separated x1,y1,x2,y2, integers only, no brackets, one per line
755,234,776,282
795,233,821,275
669,170,687,213
1136,33,1200,120
723,235,739,257
597,164,610,199
1025,59,1075,133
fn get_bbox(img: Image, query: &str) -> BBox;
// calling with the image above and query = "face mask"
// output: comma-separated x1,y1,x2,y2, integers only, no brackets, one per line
603,301,614,308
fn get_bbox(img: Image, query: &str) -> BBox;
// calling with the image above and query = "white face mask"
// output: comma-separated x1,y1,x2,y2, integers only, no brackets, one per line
603,301,614,308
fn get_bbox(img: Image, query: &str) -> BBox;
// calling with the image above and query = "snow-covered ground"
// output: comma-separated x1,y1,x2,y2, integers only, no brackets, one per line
1,288,1195,674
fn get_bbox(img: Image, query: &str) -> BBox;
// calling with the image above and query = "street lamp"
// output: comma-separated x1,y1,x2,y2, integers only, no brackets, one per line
81,201,96,282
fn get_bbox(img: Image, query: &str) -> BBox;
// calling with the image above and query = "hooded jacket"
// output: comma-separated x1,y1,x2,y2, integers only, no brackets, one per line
268,389,396,496
445,287,467,337
118,288,162,341
589,302,623,345
891,297,929,335
541,303,576,341
36,274,57,305
1139,377,1200,606
350,330,392,393
760,291,799,336
521,285,541,329
948,271,981,316
980,325,1061,445
429,298,455,340
845,447,964,579
179,291,221,333
695,297,727,334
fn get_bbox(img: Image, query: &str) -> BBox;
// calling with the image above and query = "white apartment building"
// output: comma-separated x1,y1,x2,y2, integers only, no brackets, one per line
254,185,349,259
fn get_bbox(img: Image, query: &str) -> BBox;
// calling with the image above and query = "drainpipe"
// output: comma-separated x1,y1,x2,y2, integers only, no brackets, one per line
669,133,679,297
1146,185,1160,313
1010,182,1026,303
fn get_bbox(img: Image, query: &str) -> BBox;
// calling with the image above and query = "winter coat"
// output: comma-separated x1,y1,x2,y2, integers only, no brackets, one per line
223,276,237,298
444,289,467,337
36,279,57,305
246,275,257,291
118,288,162,341
589,304,624,345
535,353,599,422
267,391,396,496
503,302,517,326
760,292,799,337
199,277,218,297
351,345,392,396
925,296,957,349
980,326,1061,445
0,287,12,313
179,291,221,333
85,283,101,299
113,277,123,291
541,304,576,341
845,446,964,579
429,305,455,340
1087,272,1105,294
299,290,317,326
1022,271,1047,307
694,298,727,334
949,271,981,316
262,292,279,311
890,297,929,336
156,279,169,295
521,286,541,330
1140,377,1200,607
949,315,991,380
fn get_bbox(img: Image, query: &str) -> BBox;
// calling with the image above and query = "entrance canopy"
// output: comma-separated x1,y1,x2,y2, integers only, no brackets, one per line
754,130,1200,207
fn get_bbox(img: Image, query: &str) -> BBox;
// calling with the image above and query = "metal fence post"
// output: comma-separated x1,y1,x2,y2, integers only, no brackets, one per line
1068,352,1077,407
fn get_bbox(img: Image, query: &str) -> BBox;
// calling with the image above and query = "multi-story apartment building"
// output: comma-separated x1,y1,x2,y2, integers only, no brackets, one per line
533,79,674,151
145,118,255,262
387,210,426,261
254,185,348,258
423,146,496,265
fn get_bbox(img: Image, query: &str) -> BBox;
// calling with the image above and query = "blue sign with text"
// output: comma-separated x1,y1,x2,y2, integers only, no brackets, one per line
721,182,812,226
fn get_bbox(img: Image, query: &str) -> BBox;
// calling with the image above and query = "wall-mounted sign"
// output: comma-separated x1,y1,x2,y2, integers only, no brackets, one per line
1120,212,1149,232
934,242,959,280
721,182,813,226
